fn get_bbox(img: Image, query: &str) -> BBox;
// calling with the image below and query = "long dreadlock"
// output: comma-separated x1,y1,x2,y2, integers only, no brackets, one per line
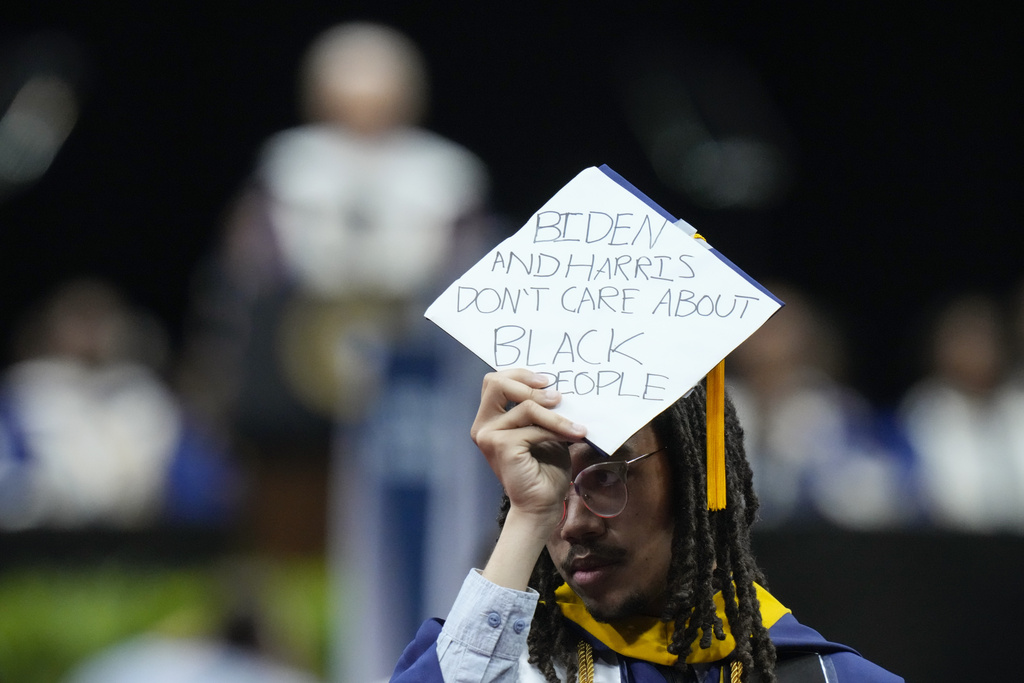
496,380,777,683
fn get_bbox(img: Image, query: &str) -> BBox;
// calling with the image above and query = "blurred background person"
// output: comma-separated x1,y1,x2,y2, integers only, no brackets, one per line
176,21,496,682
728,282,915,529
1010,279,1024,386
65,633,320,683
0,278,236,530
62,560,322,683
898,292,1024,533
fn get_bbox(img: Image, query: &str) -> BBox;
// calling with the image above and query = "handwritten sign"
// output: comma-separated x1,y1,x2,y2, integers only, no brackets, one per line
426,165,782,453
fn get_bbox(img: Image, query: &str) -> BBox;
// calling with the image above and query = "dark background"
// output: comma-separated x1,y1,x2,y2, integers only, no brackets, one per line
2,1,1021,408
0,6,1020,679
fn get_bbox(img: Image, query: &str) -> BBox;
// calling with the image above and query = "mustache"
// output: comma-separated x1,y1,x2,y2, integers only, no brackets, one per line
560,543,628,572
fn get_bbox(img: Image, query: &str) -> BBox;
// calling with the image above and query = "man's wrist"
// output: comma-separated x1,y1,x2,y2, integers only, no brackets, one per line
482,506,558,590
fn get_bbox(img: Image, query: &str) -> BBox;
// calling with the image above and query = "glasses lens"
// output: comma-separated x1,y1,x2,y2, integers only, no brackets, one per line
576,464,627,517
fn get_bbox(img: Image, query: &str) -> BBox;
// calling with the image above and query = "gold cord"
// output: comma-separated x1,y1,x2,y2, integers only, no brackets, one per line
577,638,742,682
576,640,595,683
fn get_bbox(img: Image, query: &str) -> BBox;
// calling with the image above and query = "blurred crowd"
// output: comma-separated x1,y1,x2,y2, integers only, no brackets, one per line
3,21,498,683
0,278,237,529
10,275,1021,543
2,18,1023,683
728,282,1024,534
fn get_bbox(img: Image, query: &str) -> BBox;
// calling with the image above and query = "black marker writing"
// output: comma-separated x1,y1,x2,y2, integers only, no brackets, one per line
458,286,550,313
651,291,759,319
536,370,669,401
492,326,644,367
532,210,671,248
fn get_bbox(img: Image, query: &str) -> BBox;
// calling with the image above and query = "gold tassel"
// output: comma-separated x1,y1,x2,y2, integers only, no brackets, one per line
706,359,726,510
730,660,744,683
576,640,595,683
692,231,727,511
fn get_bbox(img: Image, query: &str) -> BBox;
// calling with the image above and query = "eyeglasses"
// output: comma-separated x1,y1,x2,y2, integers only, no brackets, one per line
561,446,666,523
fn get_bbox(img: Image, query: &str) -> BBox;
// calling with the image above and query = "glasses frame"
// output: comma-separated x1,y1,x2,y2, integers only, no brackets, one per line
561,446,666,523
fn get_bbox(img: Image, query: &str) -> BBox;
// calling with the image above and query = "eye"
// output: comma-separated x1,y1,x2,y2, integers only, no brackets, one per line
585,466,622,488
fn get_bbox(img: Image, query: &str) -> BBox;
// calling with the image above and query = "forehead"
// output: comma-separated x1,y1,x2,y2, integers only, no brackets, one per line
568,424,660,463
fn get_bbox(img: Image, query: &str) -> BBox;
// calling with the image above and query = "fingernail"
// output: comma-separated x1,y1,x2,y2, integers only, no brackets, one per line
542,388,560,401
569,423,587,436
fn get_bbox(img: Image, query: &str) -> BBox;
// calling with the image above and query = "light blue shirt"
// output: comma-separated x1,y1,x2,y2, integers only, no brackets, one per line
436,570,625,683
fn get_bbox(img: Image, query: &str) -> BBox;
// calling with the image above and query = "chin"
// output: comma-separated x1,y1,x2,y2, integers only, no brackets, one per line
583,591,652,623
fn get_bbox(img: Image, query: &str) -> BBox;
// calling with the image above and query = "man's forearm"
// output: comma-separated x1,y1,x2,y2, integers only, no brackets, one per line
482,507,555,591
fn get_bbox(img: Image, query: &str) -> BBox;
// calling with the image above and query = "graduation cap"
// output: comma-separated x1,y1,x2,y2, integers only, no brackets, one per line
426,165,782,509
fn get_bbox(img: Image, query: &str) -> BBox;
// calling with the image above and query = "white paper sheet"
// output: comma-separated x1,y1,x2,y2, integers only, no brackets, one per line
426,165,782,453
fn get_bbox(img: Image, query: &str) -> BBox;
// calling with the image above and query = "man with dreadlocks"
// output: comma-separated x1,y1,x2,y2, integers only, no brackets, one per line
390,368,902,682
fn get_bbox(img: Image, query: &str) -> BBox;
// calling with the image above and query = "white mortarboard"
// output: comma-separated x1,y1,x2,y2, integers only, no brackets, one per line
425,165,783,509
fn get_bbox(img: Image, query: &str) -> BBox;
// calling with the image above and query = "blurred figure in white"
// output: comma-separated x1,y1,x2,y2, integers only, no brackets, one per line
728,283,914,529
64,566,322,683
177,21,495,683
0,279,234,529
1010,279,1024,386
65,637,321,683
899,293,1024,532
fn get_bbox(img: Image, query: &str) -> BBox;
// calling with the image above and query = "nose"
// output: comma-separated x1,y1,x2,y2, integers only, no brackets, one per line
559,487,605,542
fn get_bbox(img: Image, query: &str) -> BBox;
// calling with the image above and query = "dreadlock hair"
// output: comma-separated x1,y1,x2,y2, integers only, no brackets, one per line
496,379,777,683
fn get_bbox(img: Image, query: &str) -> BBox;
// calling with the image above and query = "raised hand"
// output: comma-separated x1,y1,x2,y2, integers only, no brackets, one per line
472,369,587,518
470,369,587,589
